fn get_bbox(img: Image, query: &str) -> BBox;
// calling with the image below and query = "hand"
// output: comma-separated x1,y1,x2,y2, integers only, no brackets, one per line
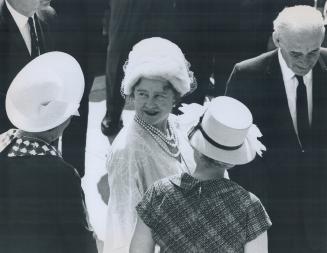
101,113,123,137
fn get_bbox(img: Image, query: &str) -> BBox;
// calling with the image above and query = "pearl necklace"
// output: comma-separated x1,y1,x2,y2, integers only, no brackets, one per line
135,115,181,158
135,115,178,147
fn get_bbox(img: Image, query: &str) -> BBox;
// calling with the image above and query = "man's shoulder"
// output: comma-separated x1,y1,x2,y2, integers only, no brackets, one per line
315,47,327,73
234,50,278,73
320,47,327,55
320,47,327,61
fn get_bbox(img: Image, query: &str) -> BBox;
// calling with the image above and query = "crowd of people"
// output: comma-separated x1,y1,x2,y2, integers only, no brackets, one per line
1,1,327,253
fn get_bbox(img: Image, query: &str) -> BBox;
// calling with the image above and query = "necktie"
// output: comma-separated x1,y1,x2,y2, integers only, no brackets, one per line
295,75,310,150
28,16,40,58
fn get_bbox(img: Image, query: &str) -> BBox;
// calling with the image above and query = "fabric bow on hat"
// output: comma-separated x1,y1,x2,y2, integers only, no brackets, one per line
177,102,209,132
247,124,266,157
178,100,266,159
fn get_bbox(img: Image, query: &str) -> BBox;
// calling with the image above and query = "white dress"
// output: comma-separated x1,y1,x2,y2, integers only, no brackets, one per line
103,116,195,253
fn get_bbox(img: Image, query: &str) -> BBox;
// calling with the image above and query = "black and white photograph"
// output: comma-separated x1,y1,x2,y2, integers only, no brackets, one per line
1,0,327,252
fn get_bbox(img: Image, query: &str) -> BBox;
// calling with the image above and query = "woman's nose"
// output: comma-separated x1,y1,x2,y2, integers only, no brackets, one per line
144,97,157,108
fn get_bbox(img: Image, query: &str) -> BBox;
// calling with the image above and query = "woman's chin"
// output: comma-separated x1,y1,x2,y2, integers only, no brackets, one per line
139,114,168,128
141,116,159,126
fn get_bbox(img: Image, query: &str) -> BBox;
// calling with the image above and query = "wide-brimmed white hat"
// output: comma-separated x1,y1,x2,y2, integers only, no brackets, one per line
121,37,195,97
6,52,84,132
188,96,265,165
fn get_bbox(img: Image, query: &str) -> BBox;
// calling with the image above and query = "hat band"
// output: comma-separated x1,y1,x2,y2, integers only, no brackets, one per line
188,115,243,151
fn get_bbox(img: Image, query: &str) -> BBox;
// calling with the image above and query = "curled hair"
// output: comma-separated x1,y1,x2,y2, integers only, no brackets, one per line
120,58,197,99
119,37,197,98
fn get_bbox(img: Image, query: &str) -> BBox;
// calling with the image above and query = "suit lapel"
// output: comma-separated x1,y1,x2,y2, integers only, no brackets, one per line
311,54,327,146
34,15,46,53
3,2,30,59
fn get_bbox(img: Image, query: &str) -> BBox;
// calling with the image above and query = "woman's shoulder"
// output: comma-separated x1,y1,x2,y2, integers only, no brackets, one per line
107,122,155,170
144,174,180,201
111,122,151,152
232,184,267,215
221,181,259,208
150,174,182,195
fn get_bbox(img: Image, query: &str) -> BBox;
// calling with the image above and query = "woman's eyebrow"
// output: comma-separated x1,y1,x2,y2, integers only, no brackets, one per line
135,88,148,92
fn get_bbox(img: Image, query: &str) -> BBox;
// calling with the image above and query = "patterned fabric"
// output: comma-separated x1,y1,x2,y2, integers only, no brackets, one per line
104,115,195,253
0,129,18,153
136,173,272,253
0,129,61,158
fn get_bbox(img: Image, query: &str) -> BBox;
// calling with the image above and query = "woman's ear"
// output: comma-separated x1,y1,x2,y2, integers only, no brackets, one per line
127,94,135,104
173,91,181,106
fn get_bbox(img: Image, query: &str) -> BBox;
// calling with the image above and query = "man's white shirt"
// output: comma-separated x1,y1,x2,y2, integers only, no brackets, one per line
5,0,35,55
278,49,313,138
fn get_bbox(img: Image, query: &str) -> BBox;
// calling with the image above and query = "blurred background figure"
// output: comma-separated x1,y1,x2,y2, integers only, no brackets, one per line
51,0,108,176
0,0,55,133
174,0,241,104
0,52,98,253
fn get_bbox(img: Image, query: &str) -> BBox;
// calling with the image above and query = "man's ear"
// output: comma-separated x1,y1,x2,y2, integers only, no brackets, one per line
272,31,280,48
320,32,325,45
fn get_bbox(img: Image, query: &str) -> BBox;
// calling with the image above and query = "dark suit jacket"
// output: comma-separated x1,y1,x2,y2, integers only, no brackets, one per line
0,153,97,253
51,0,108,176
0,0,54,133
226,49,327,252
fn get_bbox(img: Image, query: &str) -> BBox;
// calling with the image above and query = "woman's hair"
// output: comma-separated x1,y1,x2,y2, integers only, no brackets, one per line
120,37,196,98
198,152,232,168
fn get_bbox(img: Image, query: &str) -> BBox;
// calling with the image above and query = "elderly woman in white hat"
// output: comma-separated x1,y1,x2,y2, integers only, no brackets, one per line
130,96,271,253
0,52,98,253
104,37,196,252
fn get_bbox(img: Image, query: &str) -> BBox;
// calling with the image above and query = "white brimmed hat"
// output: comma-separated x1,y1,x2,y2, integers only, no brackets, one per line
6,51,84,132
188,96,265,165
121,37,194,96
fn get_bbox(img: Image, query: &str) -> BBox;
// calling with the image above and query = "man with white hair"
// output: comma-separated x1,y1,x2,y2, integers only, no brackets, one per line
226,5,327,253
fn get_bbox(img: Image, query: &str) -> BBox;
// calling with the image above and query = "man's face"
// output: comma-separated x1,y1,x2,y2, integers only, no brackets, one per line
39,0,52,8
278,27,324,76
8,0,41,16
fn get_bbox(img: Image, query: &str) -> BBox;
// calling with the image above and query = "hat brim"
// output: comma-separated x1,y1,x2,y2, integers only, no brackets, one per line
6,98,79,132
189,129,256,165
5,52,84,132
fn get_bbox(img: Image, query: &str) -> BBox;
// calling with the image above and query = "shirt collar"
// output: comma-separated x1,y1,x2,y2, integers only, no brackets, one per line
0,129,62,158
171,173,200,191
5,0,29,29
170,172,236,194
278,48,312,81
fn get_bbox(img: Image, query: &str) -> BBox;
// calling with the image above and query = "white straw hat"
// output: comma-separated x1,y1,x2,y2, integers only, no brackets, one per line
6,52,84,132
188,96,265,165
121,37,194,96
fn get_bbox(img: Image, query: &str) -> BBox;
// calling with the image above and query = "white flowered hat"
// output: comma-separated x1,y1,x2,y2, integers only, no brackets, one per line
188,96,266,165
121,37,195,96
6,52,84,132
